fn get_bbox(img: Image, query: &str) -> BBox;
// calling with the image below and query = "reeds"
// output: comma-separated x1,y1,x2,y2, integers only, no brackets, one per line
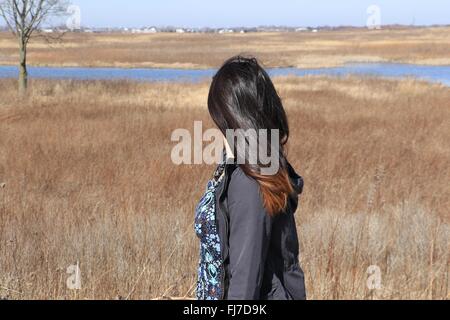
1,26,450,69
0,76,448,299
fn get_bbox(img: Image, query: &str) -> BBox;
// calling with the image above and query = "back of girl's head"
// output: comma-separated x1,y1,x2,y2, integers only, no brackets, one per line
208,56,294,215
208,56,289,142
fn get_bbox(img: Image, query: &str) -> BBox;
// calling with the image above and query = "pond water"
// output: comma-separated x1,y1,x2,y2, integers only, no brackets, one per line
0,63,449,86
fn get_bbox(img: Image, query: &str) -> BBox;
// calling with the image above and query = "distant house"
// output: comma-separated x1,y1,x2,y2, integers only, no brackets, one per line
295,27,308,32
312,29,318,33
143,27,158,33
175,28,185,33
218,29,234,34
41,28,53,33
84,29,94,33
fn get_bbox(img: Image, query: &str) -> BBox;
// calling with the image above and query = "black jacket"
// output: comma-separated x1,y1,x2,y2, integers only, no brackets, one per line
215,163,306,300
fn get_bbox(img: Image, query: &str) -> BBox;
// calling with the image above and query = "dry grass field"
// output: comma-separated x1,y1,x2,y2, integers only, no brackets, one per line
1,26,450,69
0,76,449,300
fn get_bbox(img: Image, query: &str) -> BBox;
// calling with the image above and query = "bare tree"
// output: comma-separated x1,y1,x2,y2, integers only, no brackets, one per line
0,0,69,95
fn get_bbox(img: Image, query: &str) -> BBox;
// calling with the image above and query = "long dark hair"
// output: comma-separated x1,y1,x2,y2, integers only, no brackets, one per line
208,56,293,215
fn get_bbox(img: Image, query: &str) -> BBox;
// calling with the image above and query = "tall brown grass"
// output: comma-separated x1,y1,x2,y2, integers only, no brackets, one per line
0,76,449,299
1,26,450,68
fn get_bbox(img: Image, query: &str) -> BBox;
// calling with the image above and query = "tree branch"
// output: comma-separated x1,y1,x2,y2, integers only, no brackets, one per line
0,0,69,41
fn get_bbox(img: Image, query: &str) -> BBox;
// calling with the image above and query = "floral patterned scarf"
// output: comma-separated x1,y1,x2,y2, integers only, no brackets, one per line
194,162,226,300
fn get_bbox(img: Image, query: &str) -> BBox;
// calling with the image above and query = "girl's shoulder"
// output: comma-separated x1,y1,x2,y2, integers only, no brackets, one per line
228,166,259,189
227,166,263,206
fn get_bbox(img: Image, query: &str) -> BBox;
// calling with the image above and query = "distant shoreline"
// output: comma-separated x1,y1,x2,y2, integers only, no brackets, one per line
1,63,449,88
2,24,449,34
1,59,450,70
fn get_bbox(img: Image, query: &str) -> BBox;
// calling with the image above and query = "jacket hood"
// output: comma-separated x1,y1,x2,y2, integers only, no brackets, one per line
287,162,304,195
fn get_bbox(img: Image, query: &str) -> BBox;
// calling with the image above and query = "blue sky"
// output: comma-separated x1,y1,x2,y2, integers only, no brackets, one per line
2,0,450,28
